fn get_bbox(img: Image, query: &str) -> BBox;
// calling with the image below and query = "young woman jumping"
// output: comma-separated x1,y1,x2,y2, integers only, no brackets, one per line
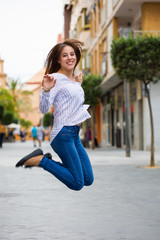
15,39,94,191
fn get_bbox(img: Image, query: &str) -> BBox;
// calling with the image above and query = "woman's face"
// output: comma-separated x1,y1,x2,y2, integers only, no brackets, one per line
59,45,77,72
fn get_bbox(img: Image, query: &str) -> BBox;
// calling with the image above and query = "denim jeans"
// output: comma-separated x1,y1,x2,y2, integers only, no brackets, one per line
39,125,94,191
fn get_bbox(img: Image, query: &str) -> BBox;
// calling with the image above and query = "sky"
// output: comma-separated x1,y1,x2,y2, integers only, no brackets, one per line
0,0,64,82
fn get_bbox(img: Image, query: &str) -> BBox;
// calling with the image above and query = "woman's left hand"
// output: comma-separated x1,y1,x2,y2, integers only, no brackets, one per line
75,72,83,84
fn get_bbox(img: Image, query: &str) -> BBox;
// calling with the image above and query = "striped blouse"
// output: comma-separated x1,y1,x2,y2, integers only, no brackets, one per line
39,73,91,143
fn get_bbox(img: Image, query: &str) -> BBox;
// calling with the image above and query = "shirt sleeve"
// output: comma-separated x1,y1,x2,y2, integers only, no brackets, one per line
39,91,51,114
39,81,60,114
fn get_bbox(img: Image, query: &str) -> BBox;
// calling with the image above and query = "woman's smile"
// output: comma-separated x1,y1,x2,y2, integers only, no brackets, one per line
66,61,74,65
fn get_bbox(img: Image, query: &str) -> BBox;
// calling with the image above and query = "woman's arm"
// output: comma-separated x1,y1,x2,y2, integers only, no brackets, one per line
39,91,52,114
39,74,57,114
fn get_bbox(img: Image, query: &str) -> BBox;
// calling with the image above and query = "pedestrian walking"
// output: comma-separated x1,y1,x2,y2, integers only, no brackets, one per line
31,125,37,147
20,129,26,142
0,121,5,148
15,39,94,191
36,123,43,147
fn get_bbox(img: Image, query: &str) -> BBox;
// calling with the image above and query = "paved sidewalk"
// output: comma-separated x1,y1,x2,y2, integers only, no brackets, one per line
0,141,160,240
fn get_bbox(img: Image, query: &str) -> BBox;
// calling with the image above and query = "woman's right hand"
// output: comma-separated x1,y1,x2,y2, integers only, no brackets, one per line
42,74,56,91
75,72,83,84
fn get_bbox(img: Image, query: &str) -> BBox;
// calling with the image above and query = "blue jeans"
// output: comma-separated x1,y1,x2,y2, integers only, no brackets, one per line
39,125,94,191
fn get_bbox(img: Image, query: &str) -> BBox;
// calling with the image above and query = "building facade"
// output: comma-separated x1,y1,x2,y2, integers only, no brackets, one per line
66,0,160,151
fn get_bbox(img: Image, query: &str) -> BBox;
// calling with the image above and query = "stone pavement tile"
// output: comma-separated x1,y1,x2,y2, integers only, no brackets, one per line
0,141,160,240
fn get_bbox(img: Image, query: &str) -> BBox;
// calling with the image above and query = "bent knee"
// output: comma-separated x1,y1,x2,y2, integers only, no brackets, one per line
73,180,84,191
85,175,94,186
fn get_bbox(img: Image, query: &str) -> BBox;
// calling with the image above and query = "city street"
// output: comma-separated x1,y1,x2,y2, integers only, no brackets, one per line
0,140,160,240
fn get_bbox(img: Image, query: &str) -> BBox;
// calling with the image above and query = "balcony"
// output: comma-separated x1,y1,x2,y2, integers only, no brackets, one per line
118,27,133,38
133,30,160,37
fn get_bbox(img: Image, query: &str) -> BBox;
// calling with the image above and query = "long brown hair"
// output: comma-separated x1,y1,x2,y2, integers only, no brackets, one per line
45,39,84,74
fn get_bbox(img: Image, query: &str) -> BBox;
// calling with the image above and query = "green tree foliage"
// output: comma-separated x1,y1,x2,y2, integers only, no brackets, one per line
111,35,160,83
43,112,52,127
6,78,22,101
111,35,160,166
12,116,18,124
20,118,32,130
0,78,33,126
2,111,14,125
0,105,4,121
0,88,16,112
6,78,32,114
0,87,20,126
82,74,103,149
82,74,103,107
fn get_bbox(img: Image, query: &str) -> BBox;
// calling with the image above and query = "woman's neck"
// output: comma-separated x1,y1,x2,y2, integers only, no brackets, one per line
57,69,75,81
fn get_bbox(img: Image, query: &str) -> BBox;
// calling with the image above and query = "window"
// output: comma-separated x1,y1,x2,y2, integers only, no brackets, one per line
101,52,107,76
81,9,90,30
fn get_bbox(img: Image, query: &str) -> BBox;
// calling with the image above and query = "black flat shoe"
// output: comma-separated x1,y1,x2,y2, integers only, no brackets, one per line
15,148,43,168
24,152,52,168
44,152,52,159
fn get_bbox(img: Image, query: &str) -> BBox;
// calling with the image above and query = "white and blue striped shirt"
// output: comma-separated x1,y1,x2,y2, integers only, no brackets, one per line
39,73,91,143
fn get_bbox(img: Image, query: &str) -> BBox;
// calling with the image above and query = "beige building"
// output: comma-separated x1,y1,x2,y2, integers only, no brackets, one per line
20,68,45,126
66,0,160,150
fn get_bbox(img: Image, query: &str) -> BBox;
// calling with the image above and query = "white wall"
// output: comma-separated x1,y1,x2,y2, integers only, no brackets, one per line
143,81,160,151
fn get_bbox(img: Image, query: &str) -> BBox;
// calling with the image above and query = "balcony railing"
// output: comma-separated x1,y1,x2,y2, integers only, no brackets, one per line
133,30,160,37
118,29,160,38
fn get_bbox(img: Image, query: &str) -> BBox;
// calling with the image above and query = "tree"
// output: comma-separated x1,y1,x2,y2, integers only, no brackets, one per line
6,78,22,102
0,105,4,121
0,79,32,126
0,88,18,125
111,34,160,166
82,74,103,149
12,116,18,124
43,112,52,127
0,88,16,112
20,118,32,130
2,111,14,125
6,78,32,114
